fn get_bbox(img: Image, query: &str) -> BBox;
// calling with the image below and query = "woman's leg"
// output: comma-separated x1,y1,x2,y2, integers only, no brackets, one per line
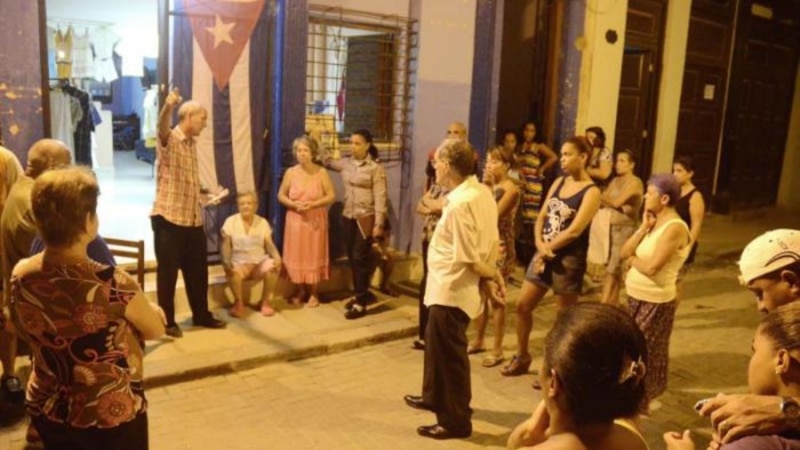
307,283,320,308
489,300,506,358
468,306,488,352
515,281,549,358
602,273,623,306
227,268,246,317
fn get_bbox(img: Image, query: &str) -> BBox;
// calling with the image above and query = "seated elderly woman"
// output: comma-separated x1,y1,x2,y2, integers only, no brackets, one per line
10,167,165,449
665,302,800,450
221,191,282,317
507,303,649,450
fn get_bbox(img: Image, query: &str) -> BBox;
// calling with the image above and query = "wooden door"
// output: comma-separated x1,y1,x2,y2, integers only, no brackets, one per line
718,0,800,210
614,0,665,181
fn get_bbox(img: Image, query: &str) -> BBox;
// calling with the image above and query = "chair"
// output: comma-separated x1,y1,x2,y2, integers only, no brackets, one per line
105,238,145,289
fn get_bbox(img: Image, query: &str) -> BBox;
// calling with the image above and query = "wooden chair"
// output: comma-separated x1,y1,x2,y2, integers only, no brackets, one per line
105,238,145,289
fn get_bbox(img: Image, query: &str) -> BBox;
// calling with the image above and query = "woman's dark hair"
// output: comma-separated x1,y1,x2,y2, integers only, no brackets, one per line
673,155,695,173
543,303,648,425
617,148,637,165
564,136,593,162
352,128,380,161
501,128,518,145
585,126,606,147
521,121,541,143
760,302,800,351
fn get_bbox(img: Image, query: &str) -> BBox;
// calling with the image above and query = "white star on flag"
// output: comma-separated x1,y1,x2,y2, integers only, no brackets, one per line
206,15,236,48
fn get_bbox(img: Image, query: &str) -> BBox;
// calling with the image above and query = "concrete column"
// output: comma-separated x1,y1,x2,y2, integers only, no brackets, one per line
403,0,477,251
651,0,691,174
576,0,628,149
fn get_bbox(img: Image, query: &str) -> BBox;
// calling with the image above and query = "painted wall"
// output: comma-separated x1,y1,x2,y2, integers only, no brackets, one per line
402,0,477,252
575,0,628,150
309,0,410,17
651,0,690,174
0,0,46,163
778,62,800,211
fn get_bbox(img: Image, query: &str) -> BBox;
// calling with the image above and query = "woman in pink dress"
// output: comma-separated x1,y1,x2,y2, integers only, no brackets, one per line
278,136,336,307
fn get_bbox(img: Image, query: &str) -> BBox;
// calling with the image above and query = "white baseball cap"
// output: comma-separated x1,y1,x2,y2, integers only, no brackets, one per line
738,229,800,285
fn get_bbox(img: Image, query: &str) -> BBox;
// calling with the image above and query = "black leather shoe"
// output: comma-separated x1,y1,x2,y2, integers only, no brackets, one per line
404,395,434,412
165,324,183,338
416,424,471,440
344,303,367,320
193,316,226,329
1,375,24,404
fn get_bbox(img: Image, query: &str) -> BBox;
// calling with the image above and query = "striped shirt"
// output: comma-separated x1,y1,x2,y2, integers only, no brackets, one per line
150,126,203,227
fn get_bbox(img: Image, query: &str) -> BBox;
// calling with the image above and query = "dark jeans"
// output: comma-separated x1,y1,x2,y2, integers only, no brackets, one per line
422,305,472,433
33,412,148,450
151,215,211,325
417,239,431,341
342,217,376,304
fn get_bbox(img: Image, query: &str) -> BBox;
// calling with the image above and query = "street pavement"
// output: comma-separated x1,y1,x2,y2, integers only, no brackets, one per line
1,261,760,449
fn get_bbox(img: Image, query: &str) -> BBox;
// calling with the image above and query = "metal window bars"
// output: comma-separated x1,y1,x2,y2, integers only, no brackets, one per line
306,5,417,161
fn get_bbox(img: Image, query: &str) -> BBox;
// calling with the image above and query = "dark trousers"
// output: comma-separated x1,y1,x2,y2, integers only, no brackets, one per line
33,412,148,450
151,215,211,325
417,240,431,340
342,217,375,304
422,305,472,432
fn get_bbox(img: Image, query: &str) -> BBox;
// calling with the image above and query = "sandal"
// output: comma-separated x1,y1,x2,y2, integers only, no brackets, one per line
230,305,245,318
482,354,505,368
306,296,320,308
501,354,532,376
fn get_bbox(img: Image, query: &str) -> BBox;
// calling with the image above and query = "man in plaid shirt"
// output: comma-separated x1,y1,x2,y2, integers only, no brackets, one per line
151,88,226,338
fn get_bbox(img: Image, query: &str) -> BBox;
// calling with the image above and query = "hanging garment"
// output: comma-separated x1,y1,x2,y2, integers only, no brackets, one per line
49,89,75,161
47,27,58,78
92,26,119,83
71,28,94,79
115,37,144,77
63,84,94,166
55,26,73,79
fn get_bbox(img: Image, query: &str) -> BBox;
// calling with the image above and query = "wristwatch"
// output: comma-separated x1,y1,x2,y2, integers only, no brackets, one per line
781,397,800,428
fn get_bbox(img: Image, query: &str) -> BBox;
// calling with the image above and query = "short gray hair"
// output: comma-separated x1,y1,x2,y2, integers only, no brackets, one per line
436,138,475,178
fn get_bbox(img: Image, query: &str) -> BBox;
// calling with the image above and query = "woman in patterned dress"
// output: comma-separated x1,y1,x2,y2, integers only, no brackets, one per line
278,136,336,308
11,167,165,449
467,146,520,367
515,121,558,266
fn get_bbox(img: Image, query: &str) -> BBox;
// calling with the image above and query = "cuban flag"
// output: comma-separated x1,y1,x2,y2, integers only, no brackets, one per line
172,0,269,250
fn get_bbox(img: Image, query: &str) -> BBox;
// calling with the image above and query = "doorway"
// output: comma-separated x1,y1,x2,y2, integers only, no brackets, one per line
613,0,666,180
43,0,159,259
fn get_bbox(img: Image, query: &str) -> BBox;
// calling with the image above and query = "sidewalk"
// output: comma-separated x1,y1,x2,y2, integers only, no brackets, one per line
12,209,800,390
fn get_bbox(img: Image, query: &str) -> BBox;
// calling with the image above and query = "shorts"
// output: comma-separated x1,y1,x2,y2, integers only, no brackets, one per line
231,258,276,280
524,251,587,295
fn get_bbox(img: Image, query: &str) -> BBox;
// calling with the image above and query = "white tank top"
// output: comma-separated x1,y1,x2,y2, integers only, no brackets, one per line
625,218,690,303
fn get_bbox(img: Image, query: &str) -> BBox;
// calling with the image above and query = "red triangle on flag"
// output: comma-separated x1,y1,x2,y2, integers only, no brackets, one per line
184,0,266,91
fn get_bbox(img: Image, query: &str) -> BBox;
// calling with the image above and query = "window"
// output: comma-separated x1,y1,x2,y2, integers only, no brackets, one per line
306,5,417,158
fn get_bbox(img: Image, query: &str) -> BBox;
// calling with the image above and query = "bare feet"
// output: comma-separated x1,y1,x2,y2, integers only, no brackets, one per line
230,304,245,318
306,295,320,308
260,301,275,317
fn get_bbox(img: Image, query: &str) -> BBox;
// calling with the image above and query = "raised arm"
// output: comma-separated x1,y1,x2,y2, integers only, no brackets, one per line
629,222,688,276
537,144,558,176
158,88,181,147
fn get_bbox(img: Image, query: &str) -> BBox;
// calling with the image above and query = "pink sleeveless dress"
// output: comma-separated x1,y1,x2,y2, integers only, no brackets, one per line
283,167,330,283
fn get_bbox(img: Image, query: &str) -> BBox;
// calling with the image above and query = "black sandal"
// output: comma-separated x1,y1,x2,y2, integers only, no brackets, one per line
411,339,425,350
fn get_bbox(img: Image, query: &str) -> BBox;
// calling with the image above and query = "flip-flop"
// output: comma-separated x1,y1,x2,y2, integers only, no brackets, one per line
482,354,505,368
501,354,532,376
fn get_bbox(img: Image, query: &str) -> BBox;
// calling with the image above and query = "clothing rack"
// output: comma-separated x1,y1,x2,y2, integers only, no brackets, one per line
47,17,113,30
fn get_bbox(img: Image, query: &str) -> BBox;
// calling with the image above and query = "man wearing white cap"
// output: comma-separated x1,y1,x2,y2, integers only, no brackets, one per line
693,229,800,445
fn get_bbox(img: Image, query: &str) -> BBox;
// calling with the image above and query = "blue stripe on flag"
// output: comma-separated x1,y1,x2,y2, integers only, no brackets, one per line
212,84,237,195
173,0,193,101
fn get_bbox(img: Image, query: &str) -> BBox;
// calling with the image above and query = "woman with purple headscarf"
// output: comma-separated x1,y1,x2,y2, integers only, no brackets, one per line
621,173,691,407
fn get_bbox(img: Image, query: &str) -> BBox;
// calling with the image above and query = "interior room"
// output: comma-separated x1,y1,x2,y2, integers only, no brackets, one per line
45,0,159,259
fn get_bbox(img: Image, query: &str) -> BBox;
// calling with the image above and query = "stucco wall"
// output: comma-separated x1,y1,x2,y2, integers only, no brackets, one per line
0,0,45,163
778,62,800,211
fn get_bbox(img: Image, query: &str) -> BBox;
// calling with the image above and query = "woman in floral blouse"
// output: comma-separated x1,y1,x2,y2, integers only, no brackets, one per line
11,167,165,449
